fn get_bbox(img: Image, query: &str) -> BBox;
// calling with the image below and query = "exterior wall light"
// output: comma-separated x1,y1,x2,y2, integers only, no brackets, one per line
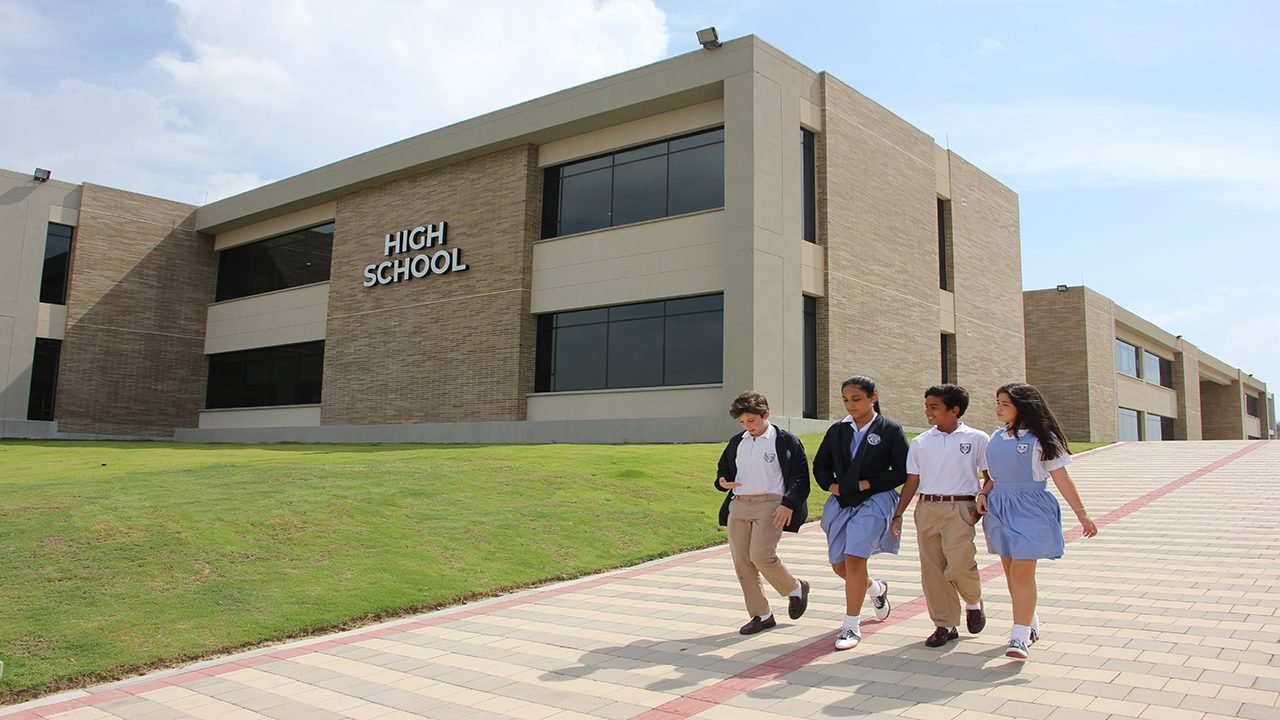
33,168,51,183
697,27,721,49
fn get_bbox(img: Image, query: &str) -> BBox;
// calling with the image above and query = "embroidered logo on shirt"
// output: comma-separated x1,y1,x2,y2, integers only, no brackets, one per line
1016,443,1030,454
959,442,972,454
867,433,881,446
764,452,777,463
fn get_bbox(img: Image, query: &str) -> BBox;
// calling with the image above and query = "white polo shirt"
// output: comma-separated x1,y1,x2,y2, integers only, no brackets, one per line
906,422,990,495
733,422,786,496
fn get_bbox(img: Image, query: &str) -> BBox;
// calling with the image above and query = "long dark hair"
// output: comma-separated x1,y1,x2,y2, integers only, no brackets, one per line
842,375,882,415
997,382,1069,461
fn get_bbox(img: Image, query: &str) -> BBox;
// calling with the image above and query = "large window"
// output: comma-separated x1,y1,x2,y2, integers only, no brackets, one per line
1246,394,1260,418
801,129,817,243
206,341,324,409
1115,339,1139,378
541,128,724,238
26,338,61,421
40,223,74,304
535,294,722,392
1118,407,1140,441
1146,413,1175,441
215,223,334,301
941,333,957,385
1143,351,1174,389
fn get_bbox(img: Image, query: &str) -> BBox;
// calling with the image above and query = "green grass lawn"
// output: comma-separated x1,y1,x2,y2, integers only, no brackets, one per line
0,435,1105,703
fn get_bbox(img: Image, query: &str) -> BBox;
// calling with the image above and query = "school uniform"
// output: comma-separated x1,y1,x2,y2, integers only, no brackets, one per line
906,423,989,629
715,423,810,619
982,427,1071,560
813,413,908,565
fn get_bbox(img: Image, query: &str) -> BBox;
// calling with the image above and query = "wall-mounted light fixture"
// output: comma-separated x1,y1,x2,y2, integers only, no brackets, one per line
697,27,721,49
1055,284,1068,292
33,168,51,183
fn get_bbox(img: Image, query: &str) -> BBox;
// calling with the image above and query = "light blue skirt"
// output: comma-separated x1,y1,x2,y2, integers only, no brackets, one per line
983,484,1064,560
820,490,901,564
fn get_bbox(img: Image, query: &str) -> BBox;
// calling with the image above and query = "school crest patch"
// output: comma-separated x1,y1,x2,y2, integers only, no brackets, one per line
764,452,777,463
867,433,881,446
959,442,972,455
1016,443,1030,454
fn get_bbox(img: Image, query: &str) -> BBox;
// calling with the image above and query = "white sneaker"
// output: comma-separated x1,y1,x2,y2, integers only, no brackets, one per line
834,627,861,650
1005,638,1029,659
870,579,891,621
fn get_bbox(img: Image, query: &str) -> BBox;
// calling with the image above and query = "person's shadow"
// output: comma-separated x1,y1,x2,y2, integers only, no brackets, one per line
542,624,1031,711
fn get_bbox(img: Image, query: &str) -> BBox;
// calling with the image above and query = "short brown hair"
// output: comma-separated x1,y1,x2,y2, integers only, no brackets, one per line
729,391,769,418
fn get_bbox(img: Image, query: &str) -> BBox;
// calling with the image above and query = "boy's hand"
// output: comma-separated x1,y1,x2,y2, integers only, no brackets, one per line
975,494,988,515
718,477,741,489
772,505,793,529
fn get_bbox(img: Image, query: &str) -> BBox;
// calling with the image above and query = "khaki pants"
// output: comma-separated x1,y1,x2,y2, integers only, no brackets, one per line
727,494,799,618
914,499,982,628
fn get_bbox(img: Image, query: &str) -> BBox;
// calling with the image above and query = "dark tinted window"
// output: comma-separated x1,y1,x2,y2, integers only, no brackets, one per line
215,223,334,301
206,341,324,409
1142,351,1174,388
543,128,724,238
26,338,61,421
40,223,74,304
937,199,953,291
802,130,816,243
1246,394,1260,417
802,297,817,418
535,294,723,391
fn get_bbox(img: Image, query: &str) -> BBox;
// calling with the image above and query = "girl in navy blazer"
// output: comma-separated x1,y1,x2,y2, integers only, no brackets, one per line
813,375,909,650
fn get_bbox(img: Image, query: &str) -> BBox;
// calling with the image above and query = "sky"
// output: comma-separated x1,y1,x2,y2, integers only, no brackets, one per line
2,0,1276,395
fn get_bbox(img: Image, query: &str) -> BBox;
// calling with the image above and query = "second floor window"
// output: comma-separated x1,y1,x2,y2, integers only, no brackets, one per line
216,223,334,301
541,128,724,238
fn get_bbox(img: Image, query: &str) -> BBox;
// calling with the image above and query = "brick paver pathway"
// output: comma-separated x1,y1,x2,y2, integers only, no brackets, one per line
4,440,1277,719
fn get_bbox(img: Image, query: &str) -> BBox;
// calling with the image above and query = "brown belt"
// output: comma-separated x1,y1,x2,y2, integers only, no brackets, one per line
919,494,976,502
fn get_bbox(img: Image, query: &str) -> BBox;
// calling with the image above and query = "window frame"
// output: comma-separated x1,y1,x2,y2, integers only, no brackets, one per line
541,128,725,239
534,294,723,392
215,222,334,302
205,341,325,410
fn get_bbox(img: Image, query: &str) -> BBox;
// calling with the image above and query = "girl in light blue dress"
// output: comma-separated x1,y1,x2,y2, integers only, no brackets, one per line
977,383,1098,660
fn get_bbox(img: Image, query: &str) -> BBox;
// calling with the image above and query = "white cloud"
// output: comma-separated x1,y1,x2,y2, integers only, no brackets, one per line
0,0,670,203
944,101,1280,213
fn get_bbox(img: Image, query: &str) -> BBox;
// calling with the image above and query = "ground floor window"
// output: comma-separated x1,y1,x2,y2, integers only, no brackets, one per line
535,294,723,392
1145,412,1175,441
206,341,324,409
27,338,61,421
803,296,817,418
1118,407,1140,441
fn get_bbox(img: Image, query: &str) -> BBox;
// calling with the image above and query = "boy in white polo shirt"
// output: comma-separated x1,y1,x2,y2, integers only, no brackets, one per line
891,384,990,648
715,391,812,635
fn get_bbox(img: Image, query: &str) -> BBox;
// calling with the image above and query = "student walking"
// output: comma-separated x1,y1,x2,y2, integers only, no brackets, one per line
979,382,1098,660
813,375,908,650
715,391,812,635
891,384,990,647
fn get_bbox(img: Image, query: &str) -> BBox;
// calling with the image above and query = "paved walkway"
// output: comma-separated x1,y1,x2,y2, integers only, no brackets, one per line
4,440,1277,720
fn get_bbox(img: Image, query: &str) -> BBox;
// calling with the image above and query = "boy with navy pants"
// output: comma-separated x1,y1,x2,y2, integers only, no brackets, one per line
715,391,812,635
891,384,990,647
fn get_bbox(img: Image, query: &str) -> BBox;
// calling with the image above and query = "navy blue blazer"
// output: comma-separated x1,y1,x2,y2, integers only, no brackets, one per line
715,426,811,532
812,415,908,508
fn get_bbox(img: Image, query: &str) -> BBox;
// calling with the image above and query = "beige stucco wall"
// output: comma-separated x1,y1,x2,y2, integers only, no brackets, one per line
215,202,336,251
0,169,82,426
527,385,723,421
199,405,320,429
205,282,329,355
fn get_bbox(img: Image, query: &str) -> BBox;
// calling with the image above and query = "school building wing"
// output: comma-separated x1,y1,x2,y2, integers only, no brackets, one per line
1023,286,1273,443
1,35,1268,443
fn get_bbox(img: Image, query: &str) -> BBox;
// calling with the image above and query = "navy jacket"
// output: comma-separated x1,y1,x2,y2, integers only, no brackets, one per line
812,415,908,508
715,426,811,532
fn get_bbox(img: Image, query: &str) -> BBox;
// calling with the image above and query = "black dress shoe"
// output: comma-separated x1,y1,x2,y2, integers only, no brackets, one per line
739,615,777,635
925,626,959,647
788,580,810,620
966,602,986,634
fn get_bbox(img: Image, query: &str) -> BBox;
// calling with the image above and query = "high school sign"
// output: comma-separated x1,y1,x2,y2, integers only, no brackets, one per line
362,221,469,287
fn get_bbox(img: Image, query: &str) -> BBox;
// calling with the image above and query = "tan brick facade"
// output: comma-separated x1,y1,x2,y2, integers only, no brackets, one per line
57,185,213,436
948,154,1024,431
1174,351,1203,440
820,76,943,424
1200,380,1244,440
320,145,539,425
1023,287,1117,443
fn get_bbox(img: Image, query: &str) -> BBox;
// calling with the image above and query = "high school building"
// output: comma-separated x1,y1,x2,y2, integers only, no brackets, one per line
1024,286,1273,442
2,35,1265,444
